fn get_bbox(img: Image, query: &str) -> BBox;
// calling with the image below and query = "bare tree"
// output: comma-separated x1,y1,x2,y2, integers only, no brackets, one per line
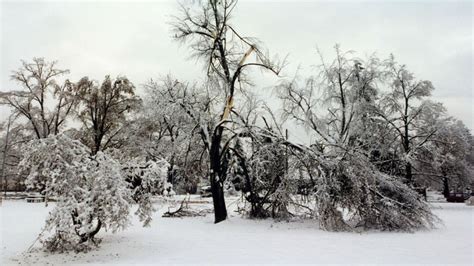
0,58,78,139
76,76,141,155
171,0,283,223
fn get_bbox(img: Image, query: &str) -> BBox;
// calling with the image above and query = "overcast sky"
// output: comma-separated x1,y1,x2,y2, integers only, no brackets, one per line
1,0,472,133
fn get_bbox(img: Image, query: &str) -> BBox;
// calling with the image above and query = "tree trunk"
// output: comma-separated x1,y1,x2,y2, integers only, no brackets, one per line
210,171,227,223
209,127,227,223
72,210,102,243
403,94,413,185
403,130,412,184
405,161,412,184
443,176,450,198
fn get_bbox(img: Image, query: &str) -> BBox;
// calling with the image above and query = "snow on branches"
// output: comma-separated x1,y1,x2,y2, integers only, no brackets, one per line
19,134,172,252
277,47,441,232
121,158,174,226
228,133,295,219
313,148,440,232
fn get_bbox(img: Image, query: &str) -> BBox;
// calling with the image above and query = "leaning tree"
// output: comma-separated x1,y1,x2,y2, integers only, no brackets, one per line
20,134,171,252
19,134,131,251
279,47,438,231
171,0,283,223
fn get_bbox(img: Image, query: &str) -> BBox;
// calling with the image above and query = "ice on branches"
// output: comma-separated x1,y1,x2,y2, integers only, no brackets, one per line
19,134,173,252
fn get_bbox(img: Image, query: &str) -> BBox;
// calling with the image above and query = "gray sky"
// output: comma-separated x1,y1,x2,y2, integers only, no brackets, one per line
1,0,472,132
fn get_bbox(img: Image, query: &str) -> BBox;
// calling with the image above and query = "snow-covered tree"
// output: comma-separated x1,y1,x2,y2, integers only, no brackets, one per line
76,75,141,155
0,58,78,139
220,96,296,219
0,58,82,194
127,77,209,193
375,55,442,184
0,117,31,191
19,134,130,251
228,126,293,218
19,134,171,252
121,158,174,226
171,0,284,223
416,117,474,192
279,47,439,231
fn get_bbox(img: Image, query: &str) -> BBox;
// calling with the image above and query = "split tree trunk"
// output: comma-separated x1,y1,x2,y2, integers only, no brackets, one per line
209,127,227,223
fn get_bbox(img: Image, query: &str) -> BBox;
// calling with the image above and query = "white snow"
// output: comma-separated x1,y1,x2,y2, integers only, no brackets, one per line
1,198,473,265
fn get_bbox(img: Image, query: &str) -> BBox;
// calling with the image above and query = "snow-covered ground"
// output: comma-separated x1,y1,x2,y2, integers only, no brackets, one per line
1,197,473,265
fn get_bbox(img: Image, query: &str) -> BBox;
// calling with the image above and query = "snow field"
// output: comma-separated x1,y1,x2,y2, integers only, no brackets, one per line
1,199,473,265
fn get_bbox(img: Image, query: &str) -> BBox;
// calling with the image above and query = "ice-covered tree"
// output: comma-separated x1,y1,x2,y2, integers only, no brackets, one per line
0,58,78,139
19,134,130,251
416,117,474,192
279,47,439,231
229,130,294,219
121,158,174,226
221,96,295,219
0,117,31,191
375,55,442,184
0,58,81,195
171,0,284,223
76,75,141,155
127,77,209,193
19,134,171,252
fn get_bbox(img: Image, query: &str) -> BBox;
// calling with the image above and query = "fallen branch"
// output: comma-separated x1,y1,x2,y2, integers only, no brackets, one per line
162,196,212,218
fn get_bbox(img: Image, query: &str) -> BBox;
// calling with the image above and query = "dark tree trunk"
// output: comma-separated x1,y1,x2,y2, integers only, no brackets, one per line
443,176,450,198
210,171,227,223
405,161,412,184
72,210,102,243
403,93,413,185
402,132,413,184
86,218,102,242
209,127,227,223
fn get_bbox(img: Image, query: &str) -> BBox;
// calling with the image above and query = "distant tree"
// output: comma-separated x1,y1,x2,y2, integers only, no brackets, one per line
76,76,141,154
135,77,210,193
0,58,78,139
376,55,442,184
416,118,474,193
0,117,31,192
172,0,283,223
0,58,79,192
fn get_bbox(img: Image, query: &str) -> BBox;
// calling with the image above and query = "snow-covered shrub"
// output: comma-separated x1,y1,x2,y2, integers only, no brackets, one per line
121,158,174,226
19,134,132,252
